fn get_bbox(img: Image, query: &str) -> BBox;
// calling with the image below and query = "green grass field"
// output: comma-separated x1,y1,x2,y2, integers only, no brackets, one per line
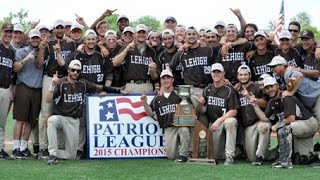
2,113,320,180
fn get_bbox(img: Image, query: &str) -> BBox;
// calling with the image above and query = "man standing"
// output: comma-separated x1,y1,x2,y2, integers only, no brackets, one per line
113,24,158,93
0,22,15,159
141,69,191,162
36,19,77,159
12,29,43,158
199,63,239,165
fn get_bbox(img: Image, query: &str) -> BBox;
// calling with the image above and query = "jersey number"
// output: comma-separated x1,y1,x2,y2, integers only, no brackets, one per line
97,74,104,82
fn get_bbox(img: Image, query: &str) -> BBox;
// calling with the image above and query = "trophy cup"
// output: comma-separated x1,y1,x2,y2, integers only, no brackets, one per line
173,85,196,127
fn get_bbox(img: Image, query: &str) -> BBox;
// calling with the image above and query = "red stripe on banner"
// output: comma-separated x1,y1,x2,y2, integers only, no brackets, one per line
118,109,148,120
116,98,144,108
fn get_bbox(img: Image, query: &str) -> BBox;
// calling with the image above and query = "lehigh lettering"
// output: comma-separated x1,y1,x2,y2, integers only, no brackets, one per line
159,104,176,116
253,65,271,75
185,57,208,67
63,93,83,102
130,55,149,65
0,57,13,68
82,65,101,73
207,96,225,107
240,97,250,107
222,52,244,61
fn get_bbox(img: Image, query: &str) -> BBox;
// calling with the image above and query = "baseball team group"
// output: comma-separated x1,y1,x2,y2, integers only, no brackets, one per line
0,8,319,168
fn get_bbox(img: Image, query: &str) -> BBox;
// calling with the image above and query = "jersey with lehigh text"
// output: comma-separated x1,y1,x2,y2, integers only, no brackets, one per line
302,52,320,82
218,42,252,84
0,43,15,88
150,91,182,128
237,83,263,127
65,51,112,85
249,50,274,81
203,84,239,123
274,47,304,68
44,39,76,77
264,96,313,125
169,46,216,86
157,50,184,86
107,45,125,87
118,44,156,81
52,77,96,118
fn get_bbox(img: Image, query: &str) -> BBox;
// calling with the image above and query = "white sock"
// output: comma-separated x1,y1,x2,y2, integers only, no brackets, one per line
20,140,28,151
13,140,20,150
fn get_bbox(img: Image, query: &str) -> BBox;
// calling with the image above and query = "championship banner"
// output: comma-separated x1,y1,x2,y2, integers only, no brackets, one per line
87,94,166,159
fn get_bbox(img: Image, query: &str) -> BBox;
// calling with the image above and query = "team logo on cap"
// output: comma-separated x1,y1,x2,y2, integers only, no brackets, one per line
302,31,308,36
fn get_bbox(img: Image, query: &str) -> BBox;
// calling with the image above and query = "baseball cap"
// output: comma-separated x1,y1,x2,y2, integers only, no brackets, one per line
263,77,277,87
14,24,23,32
254,31,267,39
135,24,147,32
215,20,226,28
237,64,251,74
299,30,314,39
28,29,41,38
105,30,117,38
117,15,129,23
279,30,292,40
199,27,208,35
68,59,82,70
165,16,177,23
160,69,173,78
162,29,175,37
185,26,198,34
37,25,49,31
211,63,224,72
123,26,134,34
96,21,108,29
1,22,14,31
148,31,160,39
176,24,186,31
206,29,219,36
53,19,65,28
267,56,287,67
258,74,272,81
70,23,82,31
64,21,72,27
84,29,97,37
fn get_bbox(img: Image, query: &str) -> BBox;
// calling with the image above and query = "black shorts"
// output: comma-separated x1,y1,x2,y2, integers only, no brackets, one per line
13,84,42,125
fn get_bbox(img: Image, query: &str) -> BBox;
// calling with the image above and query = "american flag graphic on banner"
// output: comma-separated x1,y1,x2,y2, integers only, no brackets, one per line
99,97,148,121
273,0,285,45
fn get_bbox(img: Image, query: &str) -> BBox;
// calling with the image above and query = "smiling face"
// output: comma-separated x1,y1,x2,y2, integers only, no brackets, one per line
265,84,279,98
279,38,292,51
84,35,97,50
1,30,13,44
237,71,251,84
211,70,225,83
29,36,41,48
225,27,238,42
185,30,198,44
135,30,147,43
245,26,256,41
160,75,174,89
254,36,267,51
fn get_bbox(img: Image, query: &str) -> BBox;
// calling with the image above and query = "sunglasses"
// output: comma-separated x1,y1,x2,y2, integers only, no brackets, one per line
72,29,82,34
70,68,81,74
288,29,299,33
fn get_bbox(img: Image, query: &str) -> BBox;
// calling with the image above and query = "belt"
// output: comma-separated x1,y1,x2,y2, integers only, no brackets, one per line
0,84,10,89
127,80,151,84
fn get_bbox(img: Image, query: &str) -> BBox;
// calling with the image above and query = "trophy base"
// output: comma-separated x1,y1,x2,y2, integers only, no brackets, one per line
187,158,216,165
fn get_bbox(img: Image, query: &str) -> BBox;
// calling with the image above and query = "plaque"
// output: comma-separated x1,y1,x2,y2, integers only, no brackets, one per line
173,85,196,127
188,120,216,165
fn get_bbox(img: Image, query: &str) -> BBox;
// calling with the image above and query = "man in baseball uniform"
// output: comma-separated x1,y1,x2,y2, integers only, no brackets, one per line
252,77,318,168
141,69,191,162
199,63,239,165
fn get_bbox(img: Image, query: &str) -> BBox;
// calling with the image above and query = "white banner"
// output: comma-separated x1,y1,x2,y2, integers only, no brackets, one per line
87,94,166,159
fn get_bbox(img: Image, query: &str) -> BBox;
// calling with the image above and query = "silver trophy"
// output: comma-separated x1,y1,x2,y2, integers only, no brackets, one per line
173,85,196,126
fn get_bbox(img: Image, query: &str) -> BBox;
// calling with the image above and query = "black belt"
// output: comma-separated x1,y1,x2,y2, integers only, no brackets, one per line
127,80,151,84
0,84,10,89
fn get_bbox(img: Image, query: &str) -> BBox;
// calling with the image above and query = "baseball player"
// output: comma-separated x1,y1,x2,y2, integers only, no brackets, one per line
199,63,239,165
113,24,158,94
0,22,15,159
36,19,77,159
252,76,318,168
46,59,123,165
141,69,191,162
235,65,270,165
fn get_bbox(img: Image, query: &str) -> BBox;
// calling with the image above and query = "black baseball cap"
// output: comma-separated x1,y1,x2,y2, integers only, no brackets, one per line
299,30,314,39
1,22,14,31
165,16,177,23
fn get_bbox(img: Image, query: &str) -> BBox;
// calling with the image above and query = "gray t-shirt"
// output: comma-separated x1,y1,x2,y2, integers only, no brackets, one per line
284,68,320,108
15,46,43,88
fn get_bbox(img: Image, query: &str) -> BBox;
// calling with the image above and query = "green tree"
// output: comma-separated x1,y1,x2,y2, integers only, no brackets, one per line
290,11,311,27
104,14,119,31
130,16,161,31
0,8,32,31
266,20,277,31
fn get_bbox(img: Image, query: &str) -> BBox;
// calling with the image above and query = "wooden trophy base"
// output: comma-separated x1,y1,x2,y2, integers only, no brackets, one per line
187,119,216,165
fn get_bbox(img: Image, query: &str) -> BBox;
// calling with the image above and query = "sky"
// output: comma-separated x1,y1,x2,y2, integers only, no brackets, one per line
1,0,319,30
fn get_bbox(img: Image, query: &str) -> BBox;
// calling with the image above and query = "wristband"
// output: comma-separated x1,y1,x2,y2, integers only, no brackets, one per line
48,84,56,92
21,60,26,65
